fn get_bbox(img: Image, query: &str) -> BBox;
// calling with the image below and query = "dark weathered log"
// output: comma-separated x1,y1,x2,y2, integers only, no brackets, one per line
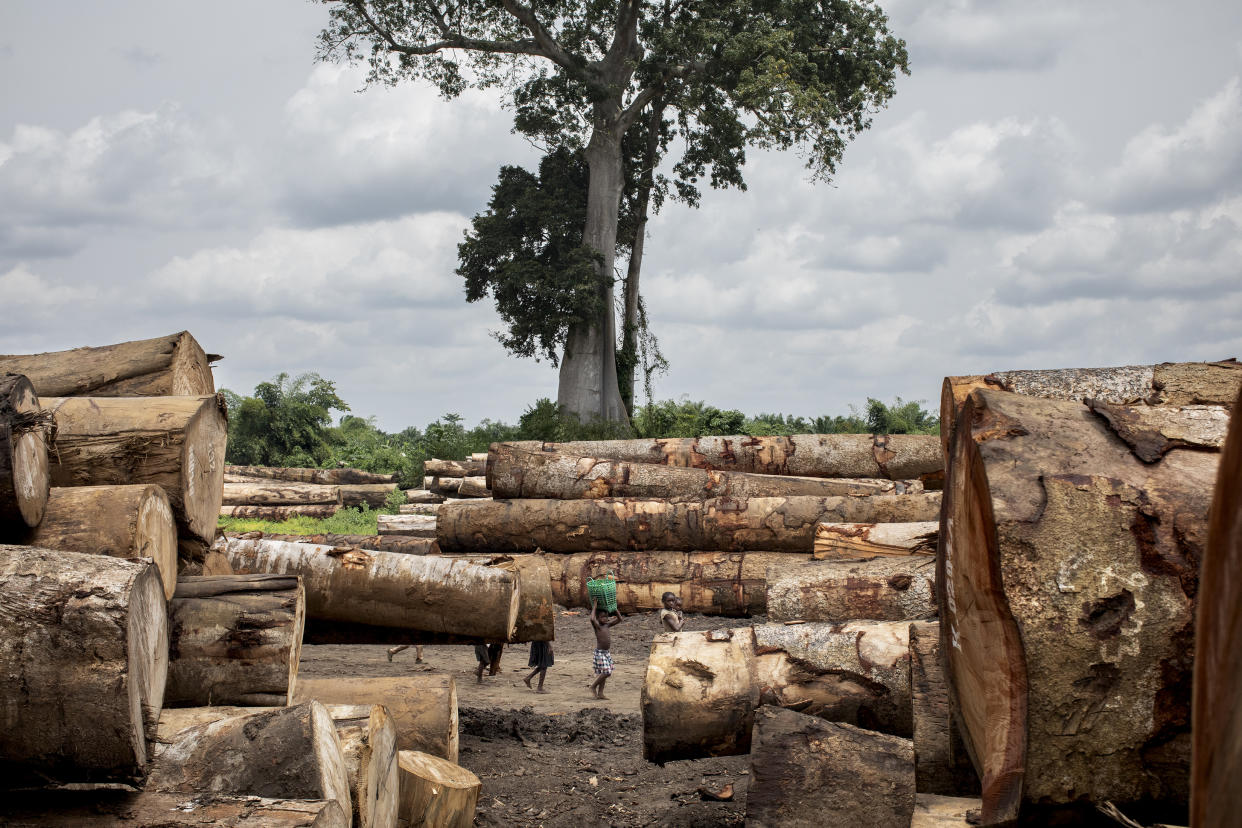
506,433,944,481
436,493,941,555
765,556,936,623
746,706,915,828
340,483,398,508
940,389,1217,821
226,465,397,485
403,489,445,504
911,794,983,827
425,458,485,477
45,394,227,543
220,504,340,520
0,332,217,397
0,791,347,827
218,537,518,641
0,373,52,531
812,521,937,559
222,482,341,505
0,545,167,784
27,484,178,599
909,621,978,796
376,513,436,537
166,574,305,707
397,750,480,828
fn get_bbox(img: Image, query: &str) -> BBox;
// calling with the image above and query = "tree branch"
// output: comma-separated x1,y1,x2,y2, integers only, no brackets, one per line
498,0,591,80
343,0,550,60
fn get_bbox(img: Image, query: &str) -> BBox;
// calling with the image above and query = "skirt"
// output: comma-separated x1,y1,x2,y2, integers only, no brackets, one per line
528,640,554,668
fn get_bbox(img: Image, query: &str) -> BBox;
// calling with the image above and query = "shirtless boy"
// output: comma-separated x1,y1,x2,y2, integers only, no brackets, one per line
589,598,622,700
659,591,684,632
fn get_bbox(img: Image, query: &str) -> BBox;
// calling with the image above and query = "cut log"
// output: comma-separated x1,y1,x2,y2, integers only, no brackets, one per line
222,482,341,505
746,707,915,828
377,513,437,538
812,521,938,559
0,331,217,397
165,574,305,707
400,502,442,515
221,504,341,520
427,475,461,493
0,373,52,532
45,394,227,543
0,791,348,827
436,493,941,554
908,621,978,796
765,556,937,622
0,545,167,784
397,750,480,828
147,701,351,819
911,794,983,827
1192,383,1242,828
243,532,441,556
26,484,178,599
294,676,459,763
425,458,485,477
404,489,445,504
456,475,491,497
226,465,397,484
940,389,1217,821
341,483,398,508
218,537,519,641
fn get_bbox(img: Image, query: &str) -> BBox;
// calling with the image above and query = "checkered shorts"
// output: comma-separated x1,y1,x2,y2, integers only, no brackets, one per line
593,648,613,675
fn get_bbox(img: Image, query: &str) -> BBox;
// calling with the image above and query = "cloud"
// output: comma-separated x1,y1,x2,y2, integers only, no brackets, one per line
0,264,99,339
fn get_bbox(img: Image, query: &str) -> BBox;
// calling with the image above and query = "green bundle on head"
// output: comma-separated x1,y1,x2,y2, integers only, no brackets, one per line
587,573,618,613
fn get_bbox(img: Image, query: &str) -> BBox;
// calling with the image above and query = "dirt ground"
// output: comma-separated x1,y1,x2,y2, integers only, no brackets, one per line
300,608,759,827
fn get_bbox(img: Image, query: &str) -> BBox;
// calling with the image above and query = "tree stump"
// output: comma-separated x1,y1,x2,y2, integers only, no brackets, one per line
396,750,480,828
0,373,51,531
330,704,400,828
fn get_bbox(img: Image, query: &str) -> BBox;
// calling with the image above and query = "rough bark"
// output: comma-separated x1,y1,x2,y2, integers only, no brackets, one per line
217,537,519,641
234,531,441,556
397,750,481,828
911,794,984,827
765,556,937,623
400,502,442,515
226,465,397,484
427,475,461,493
222,482,341,505
44,394,227,543
456,475,491,497
909,621,979,797
506,433,944,481
746,707,915,828
165,574,305,707
0,791,347,827
377,513,436,538
221,504,340,520
0,373,52,532
425,458,485,478
0,331,217,397
404,489,446,504
341,483,398,508
0,545,167,784
813,521,938,560
436,493,941,555
940,389,1216,821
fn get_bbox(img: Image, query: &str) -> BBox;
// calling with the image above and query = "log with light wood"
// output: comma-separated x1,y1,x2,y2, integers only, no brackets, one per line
908,621,978,796
0,792,348,828
940,388,1220,821
222,481,341,505
397,750,480,828
456,475,490,497
746,706,915,828
426,475,461,493
165,574,305,707
377,513,436,538
0,373,51,531
0,545,167,784
425,458,485,477
910,794,984,827
221,504,341,520
404,489,445,504
25,484,178,599
436,493,941,555
765,556,937,623
226,465,397,485
340,483,398,508
218,537,519,641
506,432,944,481
487,443,913,502
492,554,555,642
238,531,441,556
294,676,459,762
812,521,937,559
44,394,227,543
0,331,217,397
400,502,442,515
148,701,351,818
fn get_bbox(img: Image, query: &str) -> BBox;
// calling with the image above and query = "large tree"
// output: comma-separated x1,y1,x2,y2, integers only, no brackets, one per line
319,0,909,424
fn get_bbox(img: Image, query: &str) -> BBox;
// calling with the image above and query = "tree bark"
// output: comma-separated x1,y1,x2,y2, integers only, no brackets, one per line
0,373,51,531
404,489,446,504
26,484,178,600
400,502,442,515
425,458,485,478
908,621,979,796
0,791,348,827
221,504,341,520
765,556,937,623
436,493,941,555
426,475,461,493
456,476,490,497
222,482,341,505
487,443,913,501
340,483,398,508
329,704,400,828
294,676,459,763
746,707,915,828
0,331,217,397
44,394,227,543
237,531,441,556
377,513,436,537
165,574,305,707
217,537,519,641
0,545,167,784
397,750,481,828
226,465,397,485
506,433,944,481
940,389,1217,821
911,794,983,827
813,521,938,559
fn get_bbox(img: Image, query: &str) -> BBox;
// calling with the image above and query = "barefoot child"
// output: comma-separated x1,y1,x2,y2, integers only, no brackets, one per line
524,640,554,693
659,592,684,632
589,598,622,700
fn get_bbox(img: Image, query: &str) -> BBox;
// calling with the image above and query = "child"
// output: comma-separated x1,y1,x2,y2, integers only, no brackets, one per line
474,643,490,684
385,644,424,663
659,592,684,632
589,597,622,700
524,640,554,693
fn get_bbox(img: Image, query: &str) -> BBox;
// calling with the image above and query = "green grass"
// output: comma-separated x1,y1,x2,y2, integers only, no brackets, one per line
218,504,384,536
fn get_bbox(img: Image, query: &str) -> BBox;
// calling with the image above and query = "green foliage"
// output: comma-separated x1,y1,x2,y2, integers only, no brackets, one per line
517,398,634,441
862,396,939,434
222,373,348,467
218,504,383,536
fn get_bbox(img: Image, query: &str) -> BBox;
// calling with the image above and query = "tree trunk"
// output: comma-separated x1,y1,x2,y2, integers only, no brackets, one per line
940,389,1216,821
436,493,941,555
165,574,305,707
456,476,490,497
424,459,485,478
147,701,352,819
239,531,441,556
26,484,178,599
217,537,519,641
911,794,984,827
328,704,400,828
44,394,227,543
293,676,459,763
0,331,217,397
221,504,341,520
813,521,938,560
0,545,167,784
746,707,915,828
766,556,937,623
0,791,348,827
400,502,442,515
487,443,914,501
377,513,436,537
1,373,52,533
222,482,341,505
404,489,446,504
908,621,979,796
426,475,461,493
341,483,398,508
397,750,480,828
226,465,397,485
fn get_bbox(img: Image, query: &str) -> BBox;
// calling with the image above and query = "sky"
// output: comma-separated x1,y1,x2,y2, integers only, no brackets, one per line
2,1,1240,432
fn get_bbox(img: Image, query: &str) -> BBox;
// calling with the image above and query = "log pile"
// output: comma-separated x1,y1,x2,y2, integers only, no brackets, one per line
423,454,492,499
219,474,400,520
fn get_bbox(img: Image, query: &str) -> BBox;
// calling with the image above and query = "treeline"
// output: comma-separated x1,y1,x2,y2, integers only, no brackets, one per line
221,373,938,489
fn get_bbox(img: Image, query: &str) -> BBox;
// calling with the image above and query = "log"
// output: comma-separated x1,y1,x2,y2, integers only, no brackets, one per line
341,483,398,508
26,484,178,599
939,389,1217,820
221,504,341,520
0,373,51,531
400,502,442,515
812,521,937,559
165,574,305,707
227,465,398,484
294,676,459,763
218,537,519,640
911,794,983,827
45,394,227,543
0,545,167,784
425,458,485,477
377,513,437,537
436,493,941,554
456,475,491,497
427,475,461,492
397,750,480,828
765,556,937,622
0,791,348,827
0,331,217,397
248,532,441,556
908,621,978,796
746,707,915,828
147,701,352,819
222,482,341,505
404,489,446,504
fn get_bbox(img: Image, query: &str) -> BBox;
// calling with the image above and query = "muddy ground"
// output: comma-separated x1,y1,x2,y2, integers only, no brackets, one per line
300,608,757,827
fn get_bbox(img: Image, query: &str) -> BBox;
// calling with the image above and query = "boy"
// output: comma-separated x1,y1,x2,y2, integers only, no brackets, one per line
524,640,554,693
589,597,622,700
659,592,684,632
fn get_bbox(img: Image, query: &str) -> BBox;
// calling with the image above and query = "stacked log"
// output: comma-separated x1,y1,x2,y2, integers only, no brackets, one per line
377,513,436,537
226,465,397,485
424,474,491,498
0,374,52,532
812,521,937,559
222,504,340,520
220,479,397,518
229,530,441,556
425,458,485,478
422,453,493,499
766,556,937,623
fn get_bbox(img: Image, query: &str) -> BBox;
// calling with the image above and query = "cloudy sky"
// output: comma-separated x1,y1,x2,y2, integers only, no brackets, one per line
3,1,1240,431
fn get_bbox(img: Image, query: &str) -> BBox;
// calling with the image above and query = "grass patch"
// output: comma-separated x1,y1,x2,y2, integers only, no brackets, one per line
218,504,385,537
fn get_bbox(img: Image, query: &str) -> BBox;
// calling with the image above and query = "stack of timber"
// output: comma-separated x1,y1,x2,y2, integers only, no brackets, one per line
221,474,399,520
423,455,491,499
226,530,441,556
0,373,52,534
